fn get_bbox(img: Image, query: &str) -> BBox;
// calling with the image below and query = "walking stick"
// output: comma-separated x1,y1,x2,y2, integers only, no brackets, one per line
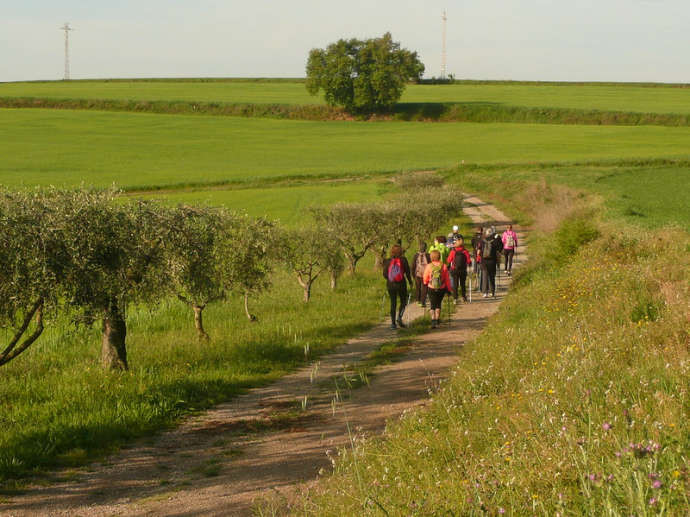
446,292,452,326
405,291,412,327
469,271,472,303
378,291,387,323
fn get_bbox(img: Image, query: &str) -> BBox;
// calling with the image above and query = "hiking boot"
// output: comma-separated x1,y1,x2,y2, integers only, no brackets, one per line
390,323,397,330
482,293,488,298
431,319,438,329
453,298,459,305
462,297,468,303
396,319,407,329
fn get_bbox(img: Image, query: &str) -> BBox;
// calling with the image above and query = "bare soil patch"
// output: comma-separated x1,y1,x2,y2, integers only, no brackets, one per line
3,195,524,517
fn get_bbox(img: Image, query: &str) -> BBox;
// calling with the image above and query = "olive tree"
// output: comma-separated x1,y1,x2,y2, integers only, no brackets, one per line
0,188,63,366
161,205,229,341
164,207,276,331
221,214,275,321
306,32,425,112
309,202,386,275
280,226,326,302
54,190,169,370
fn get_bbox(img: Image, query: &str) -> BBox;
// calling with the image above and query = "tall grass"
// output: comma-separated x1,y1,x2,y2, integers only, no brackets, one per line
293,189,690,516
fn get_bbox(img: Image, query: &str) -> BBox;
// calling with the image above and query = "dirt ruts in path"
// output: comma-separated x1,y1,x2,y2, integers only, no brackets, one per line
3,195,524,517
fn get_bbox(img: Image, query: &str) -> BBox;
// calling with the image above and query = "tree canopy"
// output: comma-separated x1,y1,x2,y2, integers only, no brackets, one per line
305,32,425,113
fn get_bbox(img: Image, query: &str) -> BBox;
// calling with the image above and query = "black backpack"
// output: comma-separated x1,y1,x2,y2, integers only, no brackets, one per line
451,250,468,271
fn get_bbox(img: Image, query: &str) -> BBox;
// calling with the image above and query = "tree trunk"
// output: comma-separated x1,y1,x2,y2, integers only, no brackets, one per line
193,305,209,341
330,271,338,291
374,245,386,271
101,305,128,370
244,291,258,322
346,254,357,275
303,281,312,302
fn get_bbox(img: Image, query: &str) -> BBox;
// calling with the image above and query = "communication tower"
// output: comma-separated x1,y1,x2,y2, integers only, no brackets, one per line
441,12,447,80
61,23,73,81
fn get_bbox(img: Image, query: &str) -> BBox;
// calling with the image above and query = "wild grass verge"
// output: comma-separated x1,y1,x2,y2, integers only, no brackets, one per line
292,194,690,516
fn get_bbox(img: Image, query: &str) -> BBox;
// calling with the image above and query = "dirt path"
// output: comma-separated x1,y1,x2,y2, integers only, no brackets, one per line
3,195,524,517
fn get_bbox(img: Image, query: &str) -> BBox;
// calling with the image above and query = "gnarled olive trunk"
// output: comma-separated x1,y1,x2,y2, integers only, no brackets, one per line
374,244,391,272
101,304,128,370
193,305,210,341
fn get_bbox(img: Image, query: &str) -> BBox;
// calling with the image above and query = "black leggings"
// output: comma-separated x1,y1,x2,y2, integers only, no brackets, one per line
427,288,446,311
450,270,467,300
503,249,515,271
388,284,408,323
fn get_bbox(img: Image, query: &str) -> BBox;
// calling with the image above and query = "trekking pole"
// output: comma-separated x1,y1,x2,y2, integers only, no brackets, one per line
405,291,412,327
468,269,473,303
446,293,452,326
378,291,387,323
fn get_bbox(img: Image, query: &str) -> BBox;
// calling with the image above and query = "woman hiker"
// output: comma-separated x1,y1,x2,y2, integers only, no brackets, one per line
382,244,413,330
423,249,452,329
447,237,471,304
478,227,500,298
411,242,431,307
501,224,518,275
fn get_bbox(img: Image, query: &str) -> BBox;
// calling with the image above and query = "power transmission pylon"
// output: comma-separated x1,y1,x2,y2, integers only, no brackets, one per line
61,22,73,81
441,12,447,80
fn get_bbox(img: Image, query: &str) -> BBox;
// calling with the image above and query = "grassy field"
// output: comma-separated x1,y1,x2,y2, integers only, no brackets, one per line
3,109,690,190
130,180,390,226
445,160,690,230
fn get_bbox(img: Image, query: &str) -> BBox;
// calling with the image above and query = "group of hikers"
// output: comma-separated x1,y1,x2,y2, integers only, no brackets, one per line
382,224,519,330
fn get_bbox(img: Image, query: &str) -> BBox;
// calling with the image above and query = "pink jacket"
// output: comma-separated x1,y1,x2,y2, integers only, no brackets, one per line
502,230,518,250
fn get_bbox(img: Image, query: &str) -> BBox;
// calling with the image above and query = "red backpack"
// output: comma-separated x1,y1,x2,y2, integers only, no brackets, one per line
387,258,404,282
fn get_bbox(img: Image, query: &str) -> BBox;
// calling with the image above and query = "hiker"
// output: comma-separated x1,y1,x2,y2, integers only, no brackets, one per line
447,238,471,304
382,244,413,330
429,235,450,264
423,249,452,329
478,227,500,298
501,224,518,275
446,225,463,249
470,226,483,291
411,242,431,307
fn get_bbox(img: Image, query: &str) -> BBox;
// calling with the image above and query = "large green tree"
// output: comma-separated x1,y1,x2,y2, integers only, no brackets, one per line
306,32,425,112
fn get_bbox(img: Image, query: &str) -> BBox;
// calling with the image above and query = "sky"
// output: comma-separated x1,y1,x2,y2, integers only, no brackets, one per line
2,0,690,84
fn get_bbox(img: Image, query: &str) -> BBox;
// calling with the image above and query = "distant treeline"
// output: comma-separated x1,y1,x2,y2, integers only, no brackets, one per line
3,97,690,126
